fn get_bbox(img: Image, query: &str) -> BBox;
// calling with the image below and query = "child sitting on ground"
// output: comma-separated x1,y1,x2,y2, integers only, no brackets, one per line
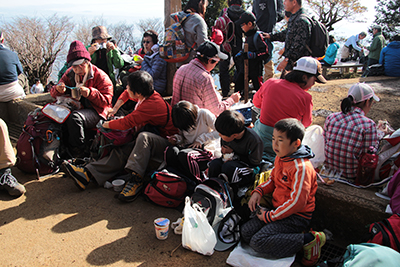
165,100,220,183
208,110,263,194
235,11,269,93
241,118,323,266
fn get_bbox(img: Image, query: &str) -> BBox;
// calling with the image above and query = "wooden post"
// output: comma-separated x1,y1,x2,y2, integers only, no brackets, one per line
244,43,249,103
164,0,181,96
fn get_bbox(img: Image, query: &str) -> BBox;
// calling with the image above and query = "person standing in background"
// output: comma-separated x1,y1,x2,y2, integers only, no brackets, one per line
252,0,284,81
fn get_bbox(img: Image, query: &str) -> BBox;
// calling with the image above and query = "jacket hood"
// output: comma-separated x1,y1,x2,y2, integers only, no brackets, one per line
388,41,400,48
281,145,315,162
227,6,245,22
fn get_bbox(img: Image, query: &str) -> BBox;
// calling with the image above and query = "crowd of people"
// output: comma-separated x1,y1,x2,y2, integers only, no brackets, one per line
0,0,399,264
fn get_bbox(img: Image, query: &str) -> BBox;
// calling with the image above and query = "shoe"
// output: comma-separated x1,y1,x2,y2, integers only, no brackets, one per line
118,174,143,202
63,161,91,190
301,231,326,266
0,168,26,197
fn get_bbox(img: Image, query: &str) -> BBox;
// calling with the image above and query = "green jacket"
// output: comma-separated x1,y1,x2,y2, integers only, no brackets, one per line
368,32,385,60
86,45,125,87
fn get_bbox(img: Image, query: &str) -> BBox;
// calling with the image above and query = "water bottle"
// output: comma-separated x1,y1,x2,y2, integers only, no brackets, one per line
355,146,378,186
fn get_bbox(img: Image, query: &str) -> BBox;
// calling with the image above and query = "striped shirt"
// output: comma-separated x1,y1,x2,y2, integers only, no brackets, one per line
324,107,378,179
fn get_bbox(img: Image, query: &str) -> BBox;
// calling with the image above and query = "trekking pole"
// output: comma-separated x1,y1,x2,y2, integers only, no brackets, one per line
244,43,249,103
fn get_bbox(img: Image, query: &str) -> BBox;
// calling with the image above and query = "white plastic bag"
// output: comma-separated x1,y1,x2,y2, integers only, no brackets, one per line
303,125,325,168
182,196,217,256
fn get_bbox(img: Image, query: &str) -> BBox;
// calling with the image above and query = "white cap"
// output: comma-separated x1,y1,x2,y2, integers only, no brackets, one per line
293,57,327,83
348,83,380,103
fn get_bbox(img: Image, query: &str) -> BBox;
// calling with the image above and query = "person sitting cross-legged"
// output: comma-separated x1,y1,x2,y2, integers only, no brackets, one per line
63,71,178,203
241,118,323,266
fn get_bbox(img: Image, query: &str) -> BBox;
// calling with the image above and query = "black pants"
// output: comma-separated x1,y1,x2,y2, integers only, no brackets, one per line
219,46,243,97
165,146,212,184
65,109,101,149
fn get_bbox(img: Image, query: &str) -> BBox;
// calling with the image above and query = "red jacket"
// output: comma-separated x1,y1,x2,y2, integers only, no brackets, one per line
108,90,178,138
253,146,317,223
50,63,113,119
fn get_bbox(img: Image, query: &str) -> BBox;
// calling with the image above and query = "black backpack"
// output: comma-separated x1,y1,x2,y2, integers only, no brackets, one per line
302,15,329,58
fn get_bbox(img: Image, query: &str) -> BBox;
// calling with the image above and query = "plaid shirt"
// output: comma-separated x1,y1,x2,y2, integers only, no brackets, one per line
324,107,378,179
171,58,234,116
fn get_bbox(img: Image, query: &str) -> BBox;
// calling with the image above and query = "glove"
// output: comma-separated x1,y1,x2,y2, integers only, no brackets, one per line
247,51,256,59
235,51,244,59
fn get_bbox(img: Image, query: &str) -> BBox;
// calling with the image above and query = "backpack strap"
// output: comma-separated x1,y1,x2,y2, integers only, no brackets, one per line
300,14,314,55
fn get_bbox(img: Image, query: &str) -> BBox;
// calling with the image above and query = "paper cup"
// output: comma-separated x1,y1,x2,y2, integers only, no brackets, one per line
154,218,170,240
112,179,125,192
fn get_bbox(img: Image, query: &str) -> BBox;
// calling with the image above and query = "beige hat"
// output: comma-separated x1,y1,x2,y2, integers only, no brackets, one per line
92,26,112,41
293,57,327,84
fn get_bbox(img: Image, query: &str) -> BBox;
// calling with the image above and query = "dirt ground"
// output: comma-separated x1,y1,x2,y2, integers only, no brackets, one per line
1,75,399,267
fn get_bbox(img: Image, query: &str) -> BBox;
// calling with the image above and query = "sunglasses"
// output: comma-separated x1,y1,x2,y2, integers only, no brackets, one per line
143,40,152,44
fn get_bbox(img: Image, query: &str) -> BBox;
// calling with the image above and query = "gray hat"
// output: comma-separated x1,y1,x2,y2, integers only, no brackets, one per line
92,26,112,41
372,25,382,31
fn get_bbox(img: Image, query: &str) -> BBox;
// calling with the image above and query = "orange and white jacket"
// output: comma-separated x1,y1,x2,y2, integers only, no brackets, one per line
253,145,317,223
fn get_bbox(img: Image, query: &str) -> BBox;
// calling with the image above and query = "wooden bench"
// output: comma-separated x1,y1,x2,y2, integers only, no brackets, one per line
322,62,364,76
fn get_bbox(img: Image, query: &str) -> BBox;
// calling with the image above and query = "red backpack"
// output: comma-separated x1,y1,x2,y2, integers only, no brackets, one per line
16,108,62,178
367,213,400,252
144,170,188,208
212,8,235,53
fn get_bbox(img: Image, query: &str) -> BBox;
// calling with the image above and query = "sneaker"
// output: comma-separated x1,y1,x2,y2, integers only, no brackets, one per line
63,161,91,190
118,179,143,202
301,231,326,266
0,168,26,197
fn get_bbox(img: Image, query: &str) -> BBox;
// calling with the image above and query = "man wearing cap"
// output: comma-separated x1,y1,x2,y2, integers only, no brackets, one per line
87,26,124,89
252,0,284,81
340,32,367,62
365,25,385,67
324,83,380,179
0,30,26,102
51,40,113,158
172,41,240,116
253,56,326,163
263,0,312,73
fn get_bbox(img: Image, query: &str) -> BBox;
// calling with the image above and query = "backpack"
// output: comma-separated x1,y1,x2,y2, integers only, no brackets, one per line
144,169,188,208
213,8,235,53
16,108,62,177
252,31,272,63
90,126,135,161
191,178,234,226
302,15,329,58
367,213,400,252
159,13,195,63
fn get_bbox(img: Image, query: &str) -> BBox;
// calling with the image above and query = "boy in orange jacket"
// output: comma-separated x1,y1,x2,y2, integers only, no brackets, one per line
241,118,324,266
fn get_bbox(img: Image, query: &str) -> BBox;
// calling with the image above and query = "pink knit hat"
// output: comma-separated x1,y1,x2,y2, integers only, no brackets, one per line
67,40,91,65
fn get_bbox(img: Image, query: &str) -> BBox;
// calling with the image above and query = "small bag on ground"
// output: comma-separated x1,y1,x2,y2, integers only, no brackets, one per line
144,169,188,208
182,196,217,256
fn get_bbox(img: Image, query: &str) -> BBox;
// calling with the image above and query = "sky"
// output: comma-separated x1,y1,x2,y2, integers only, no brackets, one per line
1,0,378,38
0,0,379,80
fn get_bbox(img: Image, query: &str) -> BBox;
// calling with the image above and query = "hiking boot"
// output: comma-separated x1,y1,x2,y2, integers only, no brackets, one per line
63,161,91,190
301,231,326,266
0,168,26,197
118,172,143,202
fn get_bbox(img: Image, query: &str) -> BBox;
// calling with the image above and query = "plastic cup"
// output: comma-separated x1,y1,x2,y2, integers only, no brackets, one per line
154,218,170,240
112,179,125,192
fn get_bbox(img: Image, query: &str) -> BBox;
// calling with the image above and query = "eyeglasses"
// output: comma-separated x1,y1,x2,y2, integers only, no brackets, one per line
143,40,151,44
210,58,220,64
